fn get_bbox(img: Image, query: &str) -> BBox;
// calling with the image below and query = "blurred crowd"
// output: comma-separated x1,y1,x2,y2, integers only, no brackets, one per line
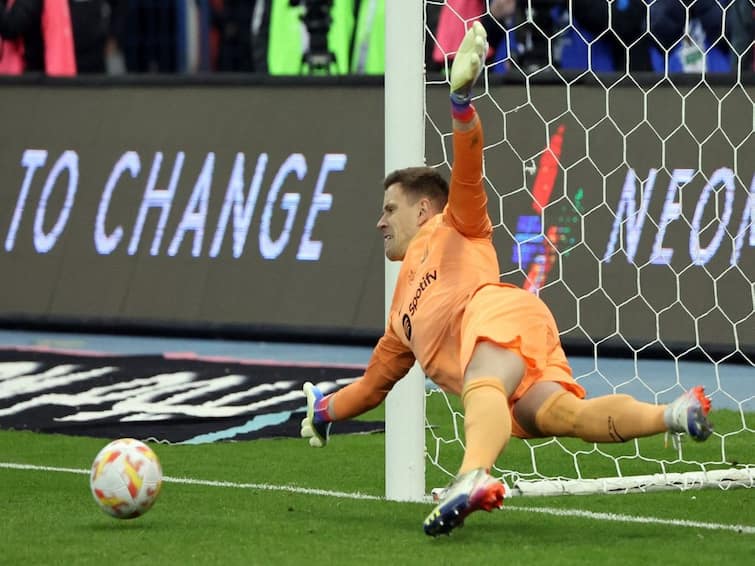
452,0,755,74
0,0,752,76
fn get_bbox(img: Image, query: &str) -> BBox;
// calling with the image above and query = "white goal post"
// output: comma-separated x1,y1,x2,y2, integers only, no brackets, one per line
384,0,426,502
384,0,753,501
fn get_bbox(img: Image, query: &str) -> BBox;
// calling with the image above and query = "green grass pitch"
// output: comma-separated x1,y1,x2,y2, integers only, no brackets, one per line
1,407,753,565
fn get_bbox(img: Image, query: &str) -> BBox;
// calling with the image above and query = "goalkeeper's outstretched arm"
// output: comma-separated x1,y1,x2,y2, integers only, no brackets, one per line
301,334,415,447
449,21,487,131
446,21,491,239
300,377,384,447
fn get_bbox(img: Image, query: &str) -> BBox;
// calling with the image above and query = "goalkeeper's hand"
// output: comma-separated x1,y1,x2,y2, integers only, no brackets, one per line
450,21,488,105
300,381,332,448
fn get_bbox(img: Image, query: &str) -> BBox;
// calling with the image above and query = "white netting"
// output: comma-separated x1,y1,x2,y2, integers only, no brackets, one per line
423,0,754,495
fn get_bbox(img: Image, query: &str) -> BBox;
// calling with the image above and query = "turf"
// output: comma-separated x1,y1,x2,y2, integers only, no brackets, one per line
1,424,753,566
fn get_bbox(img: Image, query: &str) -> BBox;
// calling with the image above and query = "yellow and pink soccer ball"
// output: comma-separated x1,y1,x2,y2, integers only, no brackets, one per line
89,438,162,519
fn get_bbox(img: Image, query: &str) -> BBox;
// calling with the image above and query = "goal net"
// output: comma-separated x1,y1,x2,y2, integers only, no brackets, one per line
416,0,754,497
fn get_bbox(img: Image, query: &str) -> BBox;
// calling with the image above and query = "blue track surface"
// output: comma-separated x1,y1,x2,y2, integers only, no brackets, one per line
0,330,750,410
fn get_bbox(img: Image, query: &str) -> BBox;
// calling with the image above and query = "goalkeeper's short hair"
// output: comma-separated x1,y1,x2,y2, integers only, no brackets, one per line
383,166,449,210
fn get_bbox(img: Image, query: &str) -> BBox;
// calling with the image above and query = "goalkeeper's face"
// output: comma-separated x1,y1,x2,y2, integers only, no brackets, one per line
377,183,432,261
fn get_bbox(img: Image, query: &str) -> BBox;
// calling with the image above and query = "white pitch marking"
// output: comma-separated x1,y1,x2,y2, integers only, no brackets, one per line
2,461,752,534
0,462,381,500
506,505,754,534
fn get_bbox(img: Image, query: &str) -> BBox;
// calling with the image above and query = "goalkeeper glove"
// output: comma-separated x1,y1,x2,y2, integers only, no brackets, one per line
300,381,332,448
450,21,488,117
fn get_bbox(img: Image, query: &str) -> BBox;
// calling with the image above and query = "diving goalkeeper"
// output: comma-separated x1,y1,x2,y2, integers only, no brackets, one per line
300,22,713,537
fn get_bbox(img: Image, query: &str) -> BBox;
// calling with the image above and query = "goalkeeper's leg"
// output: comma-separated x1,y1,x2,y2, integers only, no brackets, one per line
457,342,523,473
423,342,521,536
514,381,713,442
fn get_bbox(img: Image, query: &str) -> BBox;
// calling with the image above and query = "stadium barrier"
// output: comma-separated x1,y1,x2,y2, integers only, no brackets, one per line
0,74,751,364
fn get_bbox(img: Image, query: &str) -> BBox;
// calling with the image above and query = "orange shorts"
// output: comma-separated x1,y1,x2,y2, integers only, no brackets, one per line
459,284,586,438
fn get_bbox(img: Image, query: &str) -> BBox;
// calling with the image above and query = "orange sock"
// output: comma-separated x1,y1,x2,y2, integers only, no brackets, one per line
458,377,511,474
535,391,666,442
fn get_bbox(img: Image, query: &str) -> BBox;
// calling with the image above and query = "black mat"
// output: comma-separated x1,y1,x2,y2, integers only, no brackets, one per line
0,348,382,444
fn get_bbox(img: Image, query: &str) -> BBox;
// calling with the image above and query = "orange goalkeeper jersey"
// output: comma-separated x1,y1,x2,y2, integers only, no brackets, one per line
380,121,500,394
330,118,502,418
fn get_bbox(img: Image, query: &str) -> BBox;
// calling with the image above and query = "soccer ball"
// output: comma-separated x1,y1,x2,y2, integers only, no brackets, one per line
89,438,163,519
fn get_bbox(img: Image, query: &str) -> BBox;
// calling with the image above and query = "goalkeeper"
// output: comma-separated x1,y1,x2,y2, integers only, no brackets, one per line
301,22,713,537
